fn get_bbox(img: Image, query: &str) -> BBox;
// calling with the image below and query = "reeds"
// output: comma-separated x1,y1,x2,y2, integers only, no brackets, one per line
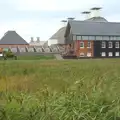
0,59,120,119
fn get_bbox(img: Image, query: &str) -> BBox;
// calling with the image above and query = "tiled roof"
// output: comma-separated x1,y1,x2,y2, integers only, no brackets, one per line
0,31,28,45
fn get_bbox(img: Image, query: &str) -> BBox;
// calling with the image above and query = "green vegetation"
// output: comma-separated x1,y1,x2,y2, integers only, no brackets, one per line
0,59,120,119
17,55,55,60
3,50,17,60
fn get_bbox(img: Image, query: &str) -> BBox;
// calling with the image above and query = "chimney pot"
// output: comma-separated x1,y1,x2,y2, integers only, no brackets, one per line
37,37,40,42
90,7,102,18
61,20,67,27
31,37,34,42
67,17,75,21
82,11,91,20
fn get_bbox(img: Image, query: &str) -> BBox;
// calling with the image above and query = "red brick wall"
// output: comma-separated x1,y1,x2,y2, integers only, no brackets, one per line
74,40,94,57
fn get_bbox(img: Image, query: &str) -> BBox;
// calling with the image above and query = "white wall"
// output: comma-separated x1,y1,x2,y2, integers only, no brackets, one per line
48,39,58,46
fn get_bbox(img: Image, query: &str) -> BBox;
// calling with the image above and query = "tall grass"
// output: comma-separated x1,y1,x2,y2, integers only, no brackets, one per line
0,59,120,119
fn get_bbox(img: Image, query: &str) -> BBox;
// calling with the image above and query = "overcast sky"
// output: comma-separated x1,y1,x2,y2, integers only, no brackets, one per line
0,0,119,42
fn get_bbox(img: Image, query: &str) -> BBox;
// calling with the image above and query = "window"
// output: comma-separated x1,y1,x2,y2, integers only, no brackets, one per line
115,42,119,48
115,52,119,56
82,36,89,40
101,52,106,56
80,41,84,48
108,52,113,56
87,52,91,57
0,53,3,56
110,36,116,40
101,42,106,48
103,36,109,40
80,52,85,57
77,36,81,40
96,36,103,40
108,42,113,48
89,36,95,40
116,37,120,40
87,41,91,48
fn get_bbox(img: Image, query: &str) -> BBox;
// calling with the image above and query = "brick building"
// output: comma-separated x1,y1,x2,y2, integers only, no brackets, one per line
64,8,120,58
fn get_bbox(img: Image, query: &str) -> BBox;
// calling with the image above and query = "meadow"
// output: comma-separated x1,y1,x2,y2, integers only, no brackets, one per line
0,58,120,120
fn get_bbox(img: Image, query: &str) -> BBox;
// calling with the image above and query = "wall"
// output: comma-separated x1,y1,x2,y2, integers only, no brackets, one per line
74,40,94,57
94,41,120,58
0,44,29,48
48,39,58,46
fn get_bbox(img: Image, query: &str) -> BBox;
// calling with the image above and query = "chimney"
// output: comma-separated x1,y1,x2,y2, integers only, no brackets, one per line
67,17,75,21
30,37,34,42
36,37,40,42
61,20,67,27
90,7,102,18
81,11,91,20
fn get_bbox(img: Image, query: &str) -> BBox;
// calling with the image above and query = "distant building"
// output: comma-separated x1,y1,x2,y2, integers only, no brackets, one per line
29,37,48,47
48,20,69,47
64,7,120,58
0,31,29,48
48,27,66,46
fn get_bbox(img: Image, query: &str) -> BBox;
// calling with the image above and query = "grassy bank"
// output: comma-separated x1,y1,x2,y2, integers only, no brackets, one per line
0,59,120,119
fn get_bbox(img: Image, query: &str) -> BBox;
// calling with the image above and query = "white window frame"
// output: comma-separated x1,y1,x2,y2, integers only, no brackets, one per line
115,42,119,48
115,52,119,56
87,52,92,57
80,52,85,57
108,42,113,48
0,53,3,56
101,42,106,48
80,41,84,48
108,52,113,56
101,52,106,57
87,41,91,48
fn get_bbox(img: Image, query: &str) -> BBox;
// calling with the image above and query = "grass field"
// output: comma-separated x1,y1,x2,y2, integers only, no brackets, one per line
0,55,55,60
17,55,55,60
0,59,120,120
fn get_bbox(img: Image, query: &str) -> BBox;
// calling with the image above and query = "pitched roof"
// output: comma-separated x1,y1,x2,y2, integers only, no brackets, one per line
68,20,120,36
0,31,28,45
49,27,66,44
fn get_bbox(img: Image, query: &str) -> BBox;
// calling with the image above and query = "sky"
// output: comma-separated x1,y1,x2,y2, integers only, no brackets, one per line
0,0,120,42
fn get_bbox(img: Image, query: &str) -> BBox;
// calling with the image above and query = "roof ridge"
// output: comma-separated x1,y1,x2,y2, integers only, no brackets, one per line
69,20,120,24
